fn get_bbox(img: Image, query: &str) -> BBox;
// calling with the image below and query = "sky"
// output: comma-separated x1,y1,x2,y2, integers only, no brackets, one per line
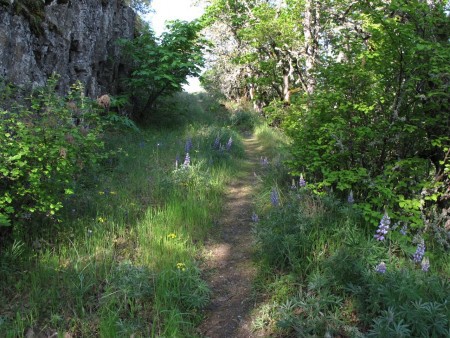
146,0,206,93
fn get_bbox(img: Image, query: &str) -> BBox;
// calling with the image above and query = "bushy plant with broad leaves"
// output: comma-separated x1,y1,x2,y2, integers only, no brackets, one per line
119,20,206,121
229,110,258,131
0,76,106,239
280,0,450,232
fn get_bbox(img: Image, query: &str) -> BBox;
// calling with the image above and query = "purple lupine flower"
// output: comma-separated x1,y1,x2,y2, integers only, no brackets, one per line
185,138,192,153
348,190,354,204
213,135,220,149
374,212,390,241
413,240,425,263
299,174,306,187
270,188,279,207
291,179,297,190
226,137,233,151
261,157,269,166
183,153,190,167
251,213,259,222
375,262,387,274
399,224,407,236
421,257,430,272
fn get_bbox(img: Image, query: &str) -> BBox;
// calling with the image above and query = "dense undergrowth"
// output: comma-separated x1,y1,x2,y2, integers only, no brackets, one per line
0,84,246,336
251,125,450,337
1,75,448,337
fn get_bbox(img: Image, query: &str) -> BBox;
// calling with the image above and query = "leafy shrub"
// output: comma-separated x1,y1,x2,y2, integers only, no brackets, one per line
0,77,106,238
275,1,450,231
229,110,257,131
119,21,205,121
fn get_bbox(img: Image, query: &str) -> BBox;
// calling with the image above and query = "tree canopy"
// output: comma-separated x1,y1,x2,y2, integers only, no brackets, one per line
201,0,450,226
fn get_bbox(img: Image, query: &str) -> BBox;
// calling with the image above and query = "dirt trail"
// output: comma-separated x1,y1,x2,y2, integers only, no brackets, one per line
198,134,264,338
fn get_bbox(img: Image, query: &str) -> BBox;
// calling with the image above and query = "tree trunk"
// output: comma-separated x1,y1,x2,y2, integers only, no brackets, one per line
282,68,291,104
303,0,320,95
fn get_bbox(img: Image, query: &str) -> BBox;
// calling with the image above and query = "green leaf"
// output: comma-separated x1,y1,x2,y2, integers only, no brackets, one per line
0,213,11,227
64,188,74,195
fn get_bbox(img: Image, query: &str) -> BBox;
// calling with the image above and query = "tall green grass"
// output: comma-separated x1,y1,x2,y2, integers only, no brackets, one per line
0,93,245,337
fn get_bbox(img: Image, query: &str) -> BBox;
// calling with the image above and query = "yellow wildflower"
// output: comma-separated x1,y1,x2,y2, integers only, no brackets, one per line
176,263,186,271
167,233,177,239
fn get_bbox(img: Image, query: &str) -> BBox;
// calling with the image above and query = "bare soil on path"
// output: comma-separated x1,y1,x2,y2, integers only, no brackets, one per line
198,135,265,338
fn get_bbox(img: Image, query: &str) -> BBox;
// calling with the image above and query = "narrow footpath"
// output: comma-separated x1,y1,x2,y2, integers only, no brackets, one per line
198,135,264,338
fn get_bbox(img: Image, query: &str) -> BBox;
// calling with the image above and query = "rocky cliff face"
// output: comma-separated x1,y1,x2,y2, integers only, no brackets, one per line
0,0,136,97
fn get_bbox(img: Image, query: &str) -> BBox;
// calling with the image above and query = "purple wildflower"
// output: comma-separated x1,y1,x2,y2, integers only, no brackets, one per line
374,212,390,241
413,240,425,263
299,174,306,187
261,157,269,166
270,188,279,207
251,213,259,222
348,190,354,204
399,224,407,236
183,153,190,167
226,137,233,151
375,262,387,274
213,135,220,149
421,257,430,272
185,138,192,153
